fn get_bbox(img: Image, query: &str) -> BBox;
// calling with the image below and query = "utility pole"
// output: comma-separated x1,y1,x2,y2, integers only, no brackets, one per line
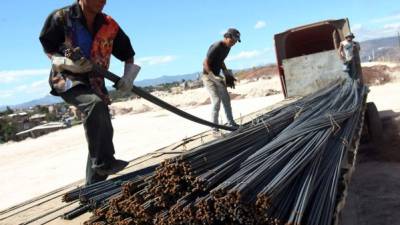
398,31,400,48
372,49,375,61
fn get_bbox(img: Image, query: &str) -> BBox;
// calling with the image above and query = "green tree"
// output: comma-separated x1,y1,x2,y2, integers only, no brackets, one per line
0,118,17,143
5,106,13,114
45,112,58,122
36,105,49,114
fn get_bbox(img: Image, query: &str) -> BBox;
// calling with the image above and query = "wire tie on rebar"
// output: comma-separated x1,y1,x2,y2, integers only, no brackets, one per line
328,113,341,134
260,117,271,133
222,181,233,185
294,106,304,119
341,138,349,147
182,137,188,150
249,115,256,127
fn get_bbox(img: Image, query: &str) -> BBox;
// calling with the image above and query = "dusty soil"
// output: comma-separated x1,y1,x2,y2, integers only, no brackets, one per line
340,111,400,225
362,62,400,85
362,65,392,85
236,64,278,80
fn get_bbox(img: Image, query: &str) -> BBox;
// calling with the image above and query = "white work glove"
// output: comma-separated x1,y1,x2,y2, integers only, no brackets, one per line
116,63,141,92
51,54,93,74
205,71,218,80
206,71,226,87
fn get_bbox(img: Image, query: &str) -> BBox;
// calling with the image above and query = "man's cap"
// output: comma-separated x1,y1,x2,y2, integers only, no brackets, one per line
345,32,355,38
224,28,241,42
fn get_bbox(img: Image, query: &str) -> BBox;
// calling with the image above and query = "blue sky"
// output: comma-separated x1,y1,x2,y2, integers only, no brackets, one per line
0,0,399,106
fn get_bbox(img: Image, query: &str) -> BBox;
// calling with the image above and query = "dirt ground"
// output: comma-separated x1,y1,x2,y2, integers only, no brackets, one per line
340,109,400,225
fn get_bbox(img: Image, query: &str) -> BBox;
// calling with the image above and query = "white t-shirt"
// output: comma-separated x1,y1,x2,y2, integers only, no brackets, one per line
340,40,358,61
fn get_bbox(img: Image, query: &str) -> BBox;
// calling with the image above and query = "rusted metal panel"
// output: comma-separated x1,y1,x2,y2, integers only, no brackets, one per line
274,18,352,97
282,50,348,97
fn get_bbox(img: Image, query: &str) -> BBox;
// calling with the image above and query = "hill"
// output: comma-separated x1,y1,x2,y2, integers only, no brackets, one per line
0,95,63,111
135,72,200,87
0,72,201,111
235,64,278,80
360,36,400,62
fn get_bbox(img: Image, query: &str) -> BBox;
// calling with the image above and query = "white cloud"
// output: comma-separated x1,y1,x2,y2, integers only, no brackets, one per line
232,53,277,70
0,69,49,84
352,23,400,41
0,80,49,102
227,50,262,61
136,55,177,66
31,80,47,88
352,23,363,31
15,84,29,92
383,22,400,29
356,13,400,40
371,13,400,24
254,20,267,29
225,47,274,69
0,91,12,99
26,80,48,95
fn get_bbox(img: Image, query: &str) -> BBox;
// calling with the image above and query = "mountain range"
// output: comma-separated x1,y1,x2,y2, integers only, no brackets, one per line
0,72,201,111
134,72,200,87
359,36,400,62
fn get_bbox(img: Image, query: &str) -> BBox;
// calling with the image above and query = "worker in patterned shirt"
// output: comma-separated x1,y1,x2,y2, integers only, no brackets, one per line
39,0,139,185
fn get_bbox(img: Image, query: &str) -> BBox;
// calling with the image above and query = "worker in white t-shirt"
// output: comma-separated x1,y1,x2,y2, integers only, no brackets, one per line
338,32,361,79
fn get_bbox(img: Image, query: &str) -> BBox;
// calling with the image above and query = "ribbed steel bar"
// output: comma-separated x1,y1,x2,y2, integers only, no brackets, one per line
73,79,366,225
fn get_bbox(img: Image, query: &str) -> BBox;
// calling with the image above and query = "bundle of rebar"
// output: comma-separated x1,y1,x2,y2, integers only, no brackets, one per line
81,96,299,224
62,165,158,220
64,79,365,225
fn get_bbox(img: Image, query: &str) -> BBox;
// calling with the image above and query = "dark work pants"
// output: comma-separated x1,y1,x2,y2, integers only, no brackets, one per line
60,85,115,185
345,60,358,80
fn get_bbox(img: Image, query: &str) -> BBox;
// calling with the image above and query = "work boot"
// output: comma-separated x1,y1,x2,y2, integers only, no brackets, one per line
227,121,240,130
96,159,129,176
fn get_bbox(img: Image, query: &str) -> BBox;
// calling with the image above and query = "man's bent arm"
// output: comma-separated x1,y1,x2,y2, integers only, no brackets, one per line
222,62,228,73
203,58,212,74
125,57,134,64
338,44,345,60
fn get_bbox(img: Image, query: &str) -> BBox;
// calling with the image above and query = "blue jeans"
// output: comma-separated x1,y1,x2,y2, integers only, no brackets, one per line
202,74,235,127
